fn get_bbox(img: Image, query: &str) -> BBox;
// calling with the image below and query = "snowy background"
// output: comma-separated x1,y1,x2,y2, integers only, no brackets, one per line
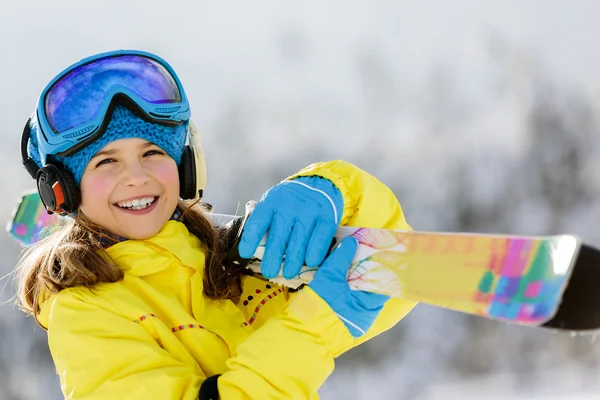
1,1,600,399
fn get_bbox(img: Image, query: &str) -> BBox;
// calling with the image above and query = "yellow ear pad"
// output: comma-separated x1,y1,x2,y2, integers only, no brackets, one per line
188,119,207,196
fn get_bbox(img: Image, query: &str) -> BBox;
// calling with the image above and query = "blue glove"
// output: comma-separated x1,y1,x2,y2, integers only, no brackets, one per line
238,176,343,280
309,236,390,338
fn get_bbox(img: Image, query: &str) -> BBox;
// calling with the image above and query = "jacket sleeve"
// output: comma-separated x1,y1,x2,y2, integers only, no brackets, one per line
44,284,356,399
218,287,355,398
44,290,205,399
219,160,417,395
288,159,418,352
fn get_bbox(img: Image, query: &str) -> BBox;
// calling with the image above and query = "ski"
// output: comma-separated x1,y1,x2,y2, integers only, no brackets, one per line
7,192,600,332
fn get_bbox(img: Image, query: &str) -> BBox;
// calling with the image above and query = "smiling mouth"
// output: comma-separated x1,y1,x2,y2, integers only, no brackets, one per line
115,196,159,211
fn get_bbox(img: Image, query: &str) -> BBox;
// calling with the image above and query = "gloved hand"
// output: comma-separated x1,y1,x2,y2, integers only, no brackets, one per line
238,175,343,280
309,236,390,338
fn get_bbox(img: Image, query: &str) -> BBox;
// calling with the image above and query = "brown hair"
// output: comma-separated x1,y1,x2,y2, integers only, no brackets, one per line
15,200,243,321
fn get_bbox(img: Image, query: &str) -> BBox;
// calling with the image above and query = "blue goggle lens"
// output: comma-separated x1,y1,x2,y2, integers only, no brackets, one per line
44,54,182,133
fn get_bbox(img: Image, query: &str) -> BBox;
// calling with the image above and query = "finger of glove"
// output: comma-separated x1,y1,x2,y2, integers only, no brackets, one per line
318,236,358,282
282,219,314,280
260,213,292,279
305,217,338,267
352,291,390,310
238,202,274,259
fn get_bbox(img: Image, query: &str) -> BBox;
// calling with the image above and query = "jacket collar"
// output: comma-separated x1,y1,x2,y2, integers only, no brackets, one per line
105,219,206,277
98,208,183,248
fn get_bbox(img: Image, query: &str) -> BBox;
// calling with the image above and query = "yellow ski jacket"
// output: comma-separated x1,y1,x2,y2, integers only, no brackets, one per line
38,160,417,399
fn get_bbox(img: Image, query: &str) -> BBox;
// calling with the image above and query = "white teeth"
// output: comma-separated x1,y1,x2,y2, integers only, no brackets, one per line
117,197,156,210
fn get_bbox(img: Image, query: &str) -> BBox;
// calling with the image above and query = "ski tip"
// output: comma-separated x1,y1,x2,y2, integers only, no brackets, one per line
542,243,600,332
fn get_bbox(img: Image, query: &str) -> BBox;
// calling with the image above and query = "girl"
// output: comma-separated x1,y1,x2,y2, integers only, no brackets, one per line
16,49,417,399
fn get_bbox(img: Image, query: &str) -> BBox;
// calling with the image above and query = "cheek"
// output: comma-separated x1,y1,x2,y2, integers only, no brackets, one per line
153,163,180,193
80,174,114,205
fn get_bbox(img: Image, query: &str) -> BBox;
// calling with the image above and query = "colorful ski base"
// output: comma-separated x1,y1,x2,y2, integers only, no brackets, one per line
346,228,578,327
6,191,62,246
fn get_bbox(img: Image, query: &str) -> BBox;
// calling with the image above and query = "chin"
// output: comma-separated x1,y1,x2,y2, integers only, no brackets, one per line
125,228,164,240
110,209,173,240
117,222,167,240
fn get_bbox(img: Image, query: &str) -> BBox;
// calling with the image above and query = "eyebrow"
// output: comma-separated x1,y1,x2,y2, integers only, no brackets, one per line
90,141,157,160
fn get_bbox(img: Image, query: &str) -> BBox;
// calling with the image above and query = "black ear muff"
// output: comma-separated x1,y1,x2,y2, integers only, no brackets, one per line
21,116,80,215
178,145,197,200
36,163,80,215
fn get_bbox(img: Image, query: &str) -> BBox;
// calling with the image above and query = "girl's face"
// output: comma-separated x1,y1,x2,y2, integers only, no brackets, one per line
79,138,180,239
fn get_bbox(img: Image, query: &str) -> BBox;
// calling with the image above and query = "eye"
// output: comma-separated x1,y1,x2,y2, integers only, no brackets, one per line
95,158,116,167
144,149,165,157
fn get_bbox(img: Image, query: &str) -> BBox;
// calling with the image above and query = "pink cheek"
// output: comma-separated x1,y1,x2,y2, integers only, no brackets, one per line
153,164,180,188
81,176,114,203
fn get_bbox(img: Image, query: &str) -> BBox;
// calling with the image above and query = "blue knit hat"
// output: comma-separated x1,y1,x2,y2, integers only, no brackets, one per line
28,104,189,185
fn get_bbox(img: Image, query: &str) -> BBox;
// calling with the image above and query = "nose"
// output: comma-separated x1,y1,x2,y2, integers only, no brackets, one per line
122,161,150,187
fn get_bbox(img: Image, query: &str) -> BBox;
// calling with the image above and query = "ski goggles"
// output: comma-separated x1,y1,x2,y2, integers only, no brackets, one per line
33,49,190,163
